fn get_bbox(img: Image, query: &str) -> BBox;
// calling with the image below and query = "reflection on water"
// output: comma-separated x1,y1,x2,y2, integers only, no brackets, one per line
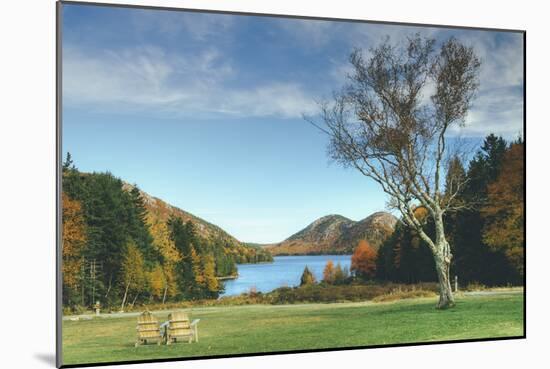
221,255,352,296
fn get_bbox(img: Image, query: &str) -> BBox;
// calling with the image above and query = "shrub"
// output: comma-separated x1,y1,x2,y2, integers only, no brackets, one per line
372,289,437,303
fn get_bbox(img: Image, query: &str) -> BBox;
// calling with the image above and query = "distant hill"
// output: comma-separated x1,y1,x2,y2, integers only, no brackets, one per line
122,182,240,245
121,182,272,263
265,212,397,255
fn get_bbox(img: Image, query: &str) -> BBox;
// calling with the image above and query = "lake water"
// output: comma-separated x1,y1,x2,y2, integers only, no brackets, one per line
221,255,352,297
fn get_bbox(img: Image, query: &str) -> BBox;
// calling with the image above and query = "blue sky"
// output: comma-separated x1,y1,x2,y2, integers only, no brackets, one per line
62,3,524,243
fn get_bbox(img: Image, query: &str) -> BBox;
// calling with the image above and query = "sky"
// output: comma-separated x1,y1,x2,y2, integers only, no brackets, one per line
61,3,524,244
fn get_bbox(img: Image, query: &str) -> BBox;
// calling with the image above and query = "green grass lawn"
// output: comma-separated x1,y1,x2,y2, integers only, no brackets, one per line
62,293,524,366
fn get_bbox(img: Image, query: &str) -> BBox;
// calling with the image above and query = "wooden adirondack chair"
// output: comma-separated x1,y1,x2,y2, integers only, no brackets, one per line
165,312,200,344
135,311,162,347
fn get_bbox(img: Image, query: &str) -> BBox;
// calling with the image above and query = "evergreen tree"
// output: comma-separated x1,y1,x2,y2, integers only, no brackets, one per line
127,186,157,265
375,222,436,283
300,266,316,286
62,152,74,172
452,134,517,285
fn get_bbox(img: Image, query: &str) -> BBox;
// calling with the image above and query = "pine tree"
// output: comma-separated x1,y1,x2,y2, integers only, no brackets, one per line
300,266,316,286
127,185,157,266
452,134,517,285
62,152,74,172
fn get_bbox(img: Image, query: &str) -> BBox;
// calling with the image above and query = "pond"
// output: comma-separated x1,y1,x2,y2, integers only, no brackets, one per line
221,254,352,296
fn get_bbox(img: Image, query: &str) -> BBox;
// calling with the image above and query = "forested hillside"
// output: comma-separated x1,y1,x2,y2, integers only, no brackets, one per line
61,156,272,311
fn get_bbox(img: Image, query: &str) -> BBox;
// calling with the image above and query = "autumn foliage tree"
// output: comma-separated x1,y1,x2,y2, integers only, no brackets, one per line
351,240,378,279
203,254,220,296
120,240,146,311
300,266,316,286
147,264,166,301
322,260,336,284
482,141,524,276
62,192,87,305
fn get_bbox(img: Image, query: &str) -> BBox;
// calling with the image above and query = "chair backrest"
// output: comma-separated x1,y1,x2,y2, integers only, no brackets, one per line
168,312,191,336
137,311,160,339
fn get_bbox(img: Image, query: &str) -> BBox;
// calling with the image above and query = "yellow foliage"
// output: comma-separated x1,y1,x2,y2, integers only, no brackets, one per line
147,216,181,263
203,254,219,292
121,240,146,291
190,246,205,288
148,264,166,299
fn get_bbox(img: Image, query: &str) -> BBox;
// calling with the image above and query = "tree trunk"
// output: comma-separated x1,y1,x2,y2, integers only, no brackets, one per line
430,211,455,309
120,283,129,312
162,286,168,305
104,274,112,299
434,244,455,309
131,293,139,307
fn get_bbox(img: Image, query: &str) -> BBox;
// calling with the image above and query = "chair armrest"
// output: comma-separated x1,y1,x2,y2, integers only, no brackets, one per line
190,319,200,327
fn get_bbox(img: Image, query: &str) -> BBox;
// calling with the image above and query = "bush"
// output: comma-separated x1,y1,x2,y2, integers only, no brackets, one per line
372,289,437,303
268,282,438,304
465,282,488,291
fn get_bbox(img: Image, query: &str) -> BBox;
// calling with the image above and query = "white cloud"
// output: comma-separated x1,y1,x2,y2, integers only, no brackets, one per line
63,44,317,119
324,28,524,139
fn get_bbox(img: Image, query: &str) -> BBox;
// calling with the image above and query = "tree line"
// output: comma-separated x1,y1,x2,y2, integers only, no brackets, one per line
61,155,272,311
373,134,524,286
299,134,524,289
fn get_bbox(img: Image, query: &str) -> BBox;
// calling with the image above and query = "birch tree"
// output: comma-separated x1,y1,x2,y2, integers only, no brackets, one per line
311,35,480,308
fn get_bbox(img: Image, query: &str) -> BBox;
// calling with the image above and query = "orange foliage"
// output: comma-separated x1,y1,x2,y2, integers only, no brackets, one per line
482,142,524,275
351,239,377,279
323,260,335,283
413,206,429,222
62,192,86,290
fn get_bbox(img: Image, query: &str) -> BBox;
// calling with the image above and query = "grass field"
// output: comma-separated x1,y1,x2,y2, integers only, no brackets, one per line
62,292,524,366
